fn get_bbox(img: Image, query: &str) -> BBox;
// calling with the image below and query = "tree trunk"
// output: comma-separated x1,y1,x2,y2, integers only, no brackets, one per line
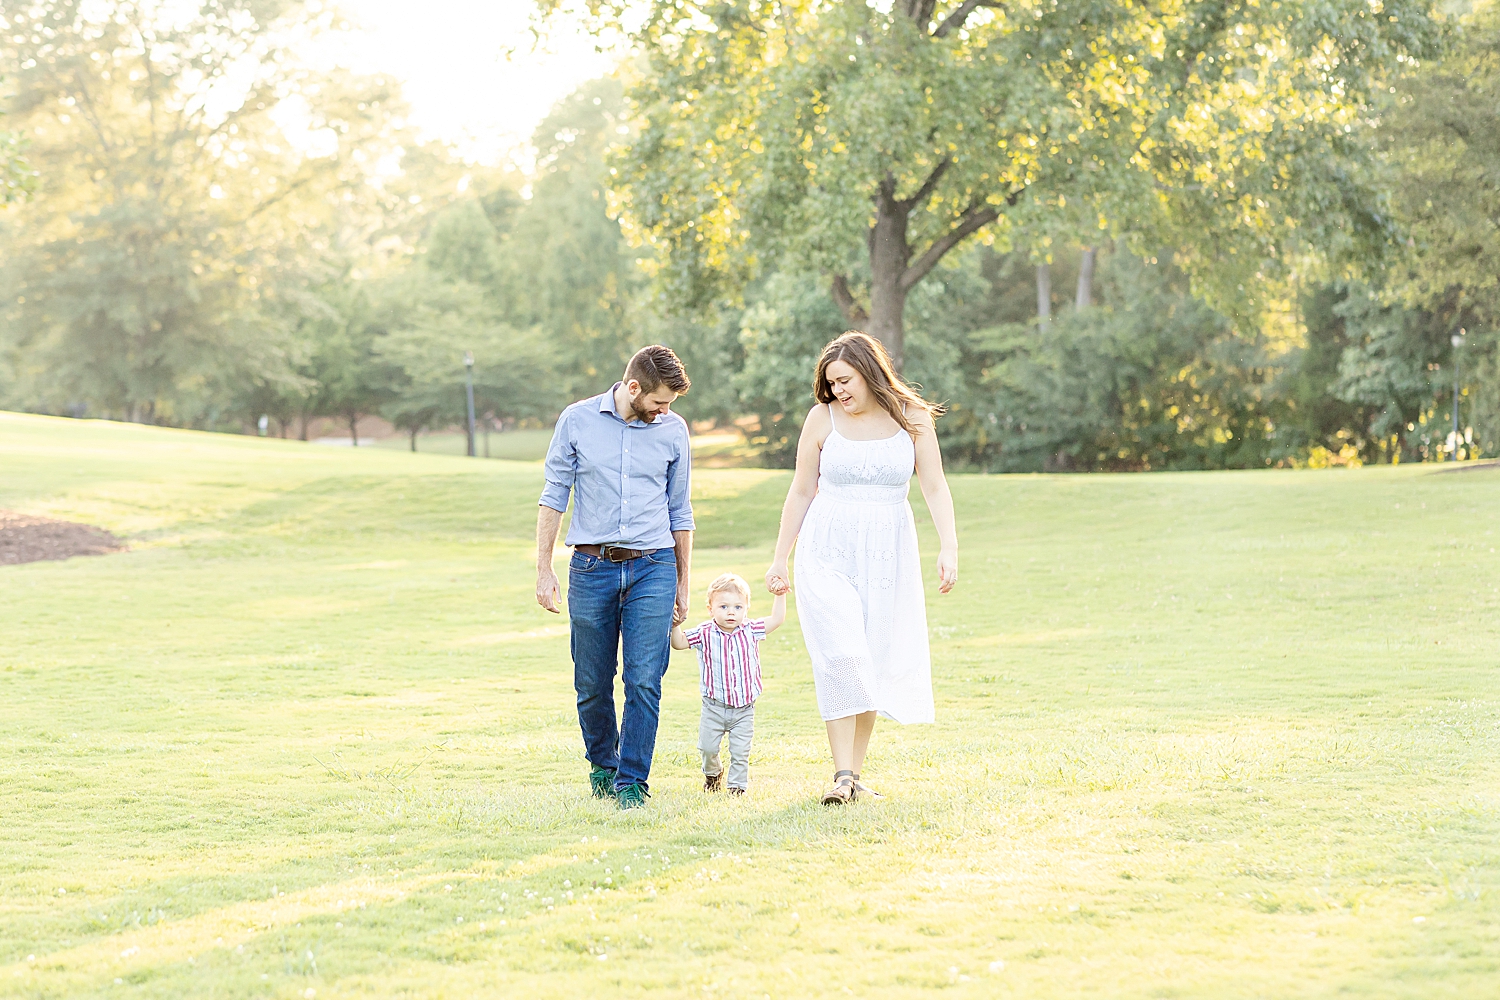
1037,263,1052,329
832,164,1005,372
298,411,309,441
409,427,418,452
830,275,868,329
1076,247,1095,310
867,192,911,370
347,412,359,447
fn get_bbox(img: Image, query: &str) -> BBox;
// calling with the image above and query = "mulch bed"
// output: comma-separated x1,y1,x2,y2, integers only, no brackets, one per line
0,510,127,566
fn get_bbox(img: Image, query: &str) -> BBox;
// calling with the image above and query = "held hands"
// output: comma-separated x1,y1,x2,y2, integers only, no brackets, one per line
536,566,562,614
937,547,958,594
765,560,790,596
674,583,690,626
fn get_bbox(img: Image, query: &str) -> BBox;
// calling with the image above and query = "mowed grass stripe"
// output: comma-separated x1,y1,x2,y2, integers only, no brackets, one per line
1,411,1496,999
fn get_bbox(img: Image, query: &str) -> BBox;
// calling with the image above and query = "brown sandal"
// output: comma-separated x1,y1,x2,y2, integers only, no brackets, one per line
851,773,883,800
821,770,855,805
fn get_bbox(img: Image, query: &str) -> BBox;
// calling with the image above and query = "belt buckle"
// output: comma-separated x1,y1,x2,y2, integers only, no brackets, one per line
602,544,630,562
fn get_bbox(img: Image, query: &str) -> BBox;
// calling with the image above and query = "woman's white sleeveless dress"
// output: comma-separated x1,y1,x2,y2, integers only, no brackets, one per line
794,405,934,723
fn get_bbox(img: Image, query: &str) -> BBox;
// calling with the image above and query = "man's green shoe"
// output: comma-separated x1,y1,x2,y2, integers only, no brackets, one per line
590,766,618,799
616,783,650,810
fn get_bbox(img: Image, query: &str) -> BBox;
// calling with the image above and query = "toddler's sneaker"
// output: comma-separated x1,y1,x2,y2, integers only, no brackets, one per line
704,772,723,793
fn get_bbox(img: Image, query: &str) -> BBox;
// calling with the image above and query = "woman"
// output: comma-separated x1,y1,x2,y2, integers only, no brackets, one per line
765,332,958,805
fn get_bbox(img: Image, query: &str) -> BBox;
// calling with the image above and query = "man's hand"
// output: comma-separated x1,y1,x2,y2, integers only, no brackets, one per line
535,506,565,614
537,566,562,614
672,528,693,627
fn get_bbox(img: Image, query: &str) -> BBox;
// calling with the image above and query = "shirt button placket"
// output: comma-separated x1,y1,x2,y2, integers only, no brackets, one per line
620,429,629,533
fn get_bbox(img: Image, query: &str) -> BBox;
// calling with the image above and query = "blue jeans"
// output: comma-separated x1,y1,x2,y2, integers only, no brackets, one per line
568,547,676,791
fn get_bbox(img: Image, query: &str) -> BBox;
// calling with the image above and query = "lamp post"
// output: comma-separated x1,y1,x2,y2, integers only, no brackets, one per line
1451,331,1465,461
463,351,477,458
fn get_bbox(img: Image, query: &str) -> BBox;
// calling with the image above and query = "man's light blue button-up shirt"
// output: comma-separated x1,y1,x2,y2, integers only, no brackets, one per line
539,383,694,550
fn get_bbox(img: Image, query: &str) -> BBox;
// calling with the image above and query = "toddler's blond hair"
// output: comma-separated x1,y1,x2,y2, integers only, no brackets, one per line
705,572,752,607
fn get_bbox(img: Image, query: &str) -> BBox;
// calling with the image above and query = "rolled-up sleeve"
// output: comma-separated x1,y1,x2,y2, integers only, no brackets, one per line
666,421,695,532
539,408,575,513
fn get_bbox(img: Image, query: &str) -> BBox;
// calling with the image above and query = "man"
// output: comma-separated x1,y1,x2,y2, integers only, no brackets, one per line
535,345,694,810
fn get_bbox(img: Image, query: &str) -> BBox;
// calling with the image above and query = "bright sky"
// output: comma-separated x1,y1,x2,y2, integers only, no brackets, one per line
321,0,620,165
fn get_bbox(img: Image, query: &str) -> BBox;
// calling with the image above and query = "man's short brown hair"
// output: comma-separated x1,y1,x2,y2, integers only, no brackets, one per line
624,345,691,395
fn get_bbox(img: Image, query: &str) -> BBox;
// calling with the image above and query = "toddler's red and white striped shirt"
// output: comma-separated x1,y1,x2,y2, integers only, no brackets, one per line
683,618,766,708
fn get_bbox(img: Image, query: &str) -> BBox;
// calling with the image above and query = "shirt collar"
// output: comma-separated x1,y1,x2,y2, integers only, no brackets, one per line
599,382,653,428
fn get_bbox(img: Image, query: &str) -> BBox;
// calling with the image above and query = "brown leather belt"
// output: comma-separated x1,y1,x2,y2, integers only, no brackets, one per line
575,543,656,562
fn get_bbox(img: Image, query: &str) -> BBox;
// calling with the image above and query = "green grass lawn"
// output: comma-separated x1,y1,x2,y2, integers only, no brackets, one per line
1,410,1497,999
369,428,554,461
368,428,761,467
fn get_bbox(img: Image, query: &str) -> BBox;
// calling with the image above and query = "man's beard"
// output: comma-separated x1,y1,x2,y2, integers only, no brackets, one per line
625,397,659,423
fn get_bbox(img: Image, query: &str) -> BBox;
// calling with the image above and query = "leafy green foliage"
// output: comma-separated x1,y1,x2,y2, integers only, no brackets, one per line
0,0,1479,474
725,239,1477,473
735,273,847,465
1382,9,1500,328
974,254,1286,471
0,74,34,205
501,78,642,402
572,0,1439,365
0,0,425,423
0,135,30,202
376,201,563,439
1360,5,1500,458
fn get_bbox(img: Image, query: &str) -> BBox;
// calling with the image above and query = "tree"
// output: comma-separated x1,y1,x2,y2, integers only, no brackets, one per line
1322,283,1455,462
0,0,416,422
373,194,566,446
976,251,1297,471
0,75,35,205
555,0,1437,369
504,77,641,401
1371,6,1500,455
735,273,848,464
1274,283,1387,464
310,284,401,445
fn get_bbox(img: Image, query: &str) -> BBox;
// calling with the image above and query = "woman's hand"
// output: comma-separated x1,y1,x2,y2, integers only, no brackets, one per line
765,560,791,596
936,547,958,594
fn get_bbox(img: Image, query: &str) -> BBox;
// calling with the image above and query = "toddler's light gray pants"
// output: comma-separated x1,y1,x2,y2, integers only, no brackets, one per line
699,696,755,790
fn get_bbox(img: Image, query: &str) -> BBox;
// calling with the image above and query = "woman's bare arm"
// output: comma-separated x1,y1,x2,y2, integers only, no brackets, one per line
765,405,830,595
911,409,958,593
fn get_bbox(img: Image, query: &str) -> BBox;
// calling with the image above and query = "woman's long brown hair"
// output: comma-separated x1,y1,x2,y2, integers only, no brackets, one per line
813,332,944,434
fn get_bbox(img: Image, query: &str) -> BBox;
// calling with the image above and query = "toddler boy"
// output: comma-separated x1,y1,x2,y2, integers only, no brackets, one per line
670,572,785,795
